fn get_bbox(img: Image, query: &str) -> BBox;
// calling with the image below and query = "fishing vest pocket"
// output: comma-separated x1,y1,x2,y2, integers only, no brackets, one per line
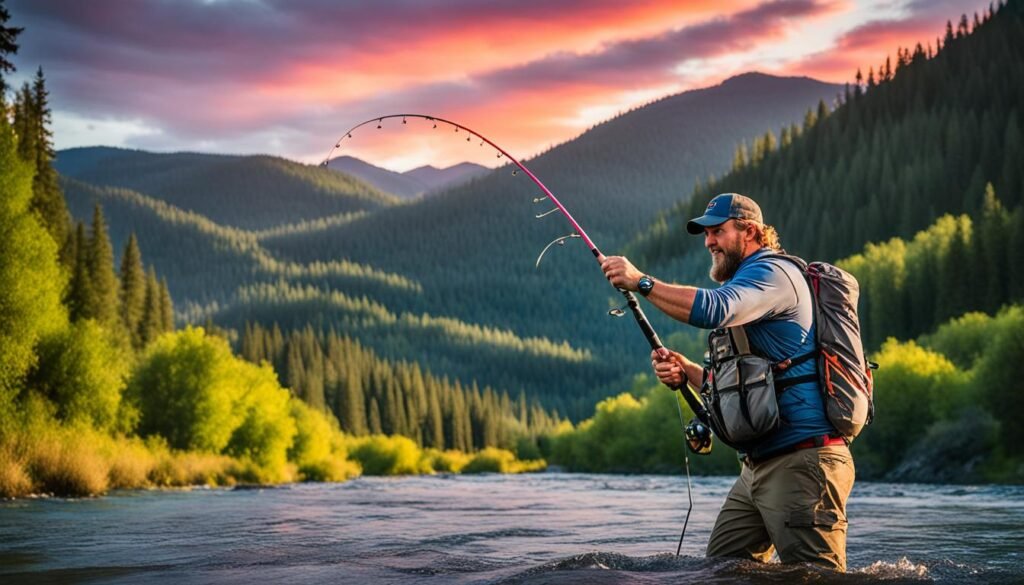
702,328,780,449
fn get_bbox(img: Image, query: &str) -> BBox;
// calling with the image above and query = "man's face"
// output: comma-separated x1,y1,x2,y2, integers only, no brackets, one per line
704,220,746,283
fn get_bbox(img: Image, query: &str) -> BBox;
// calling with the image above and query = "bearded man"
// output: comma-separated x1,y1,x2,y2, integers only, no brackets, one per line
600,193,854,571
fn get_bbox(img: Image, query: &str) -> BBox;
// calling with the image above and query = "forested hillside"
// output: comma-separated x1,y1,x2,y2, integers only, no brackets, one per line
61,178,419,308
56,147,399,229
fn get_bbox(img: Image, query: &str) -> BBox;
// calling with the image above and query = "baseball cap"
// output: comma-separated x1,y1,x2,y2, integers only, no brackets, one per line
686,193,763,235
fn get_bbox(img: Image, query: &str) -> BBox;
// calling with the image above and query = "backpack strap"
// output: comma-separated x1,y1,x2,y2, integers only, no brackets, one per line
729,326,751,355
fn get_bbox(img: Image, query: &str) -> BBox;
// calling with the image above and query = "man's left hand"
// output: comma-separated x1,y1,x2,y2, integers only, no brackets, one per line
600,256,643,291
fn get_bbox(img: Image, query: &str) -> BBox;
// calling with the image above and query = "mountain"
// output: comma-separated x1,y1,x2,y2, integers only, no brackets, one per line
55,147,398,230
327,156,490,199
326,155,427,199
404,162,490,193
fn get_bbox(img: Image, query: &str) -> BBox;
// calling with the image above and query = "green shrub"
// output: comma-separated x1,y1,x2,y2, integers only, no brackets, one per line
463,447,545,474
225,361,296,481
348,435,430,475
30,320,129,431
129,327,249,452
423,448,470,473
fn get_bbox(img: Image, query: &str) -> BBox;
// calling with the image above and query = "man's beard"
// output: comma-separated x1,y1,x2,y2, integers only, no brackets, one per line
709,240,744,283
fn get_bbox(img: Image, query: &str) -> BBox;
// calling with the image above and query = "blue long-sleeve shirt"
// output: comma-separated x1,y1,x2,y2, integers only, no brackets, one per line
688,248,835,458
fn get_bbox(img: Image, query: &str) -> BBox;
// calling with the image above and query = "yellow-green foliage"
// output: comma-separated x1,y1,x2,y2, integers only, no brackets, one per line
348,435,431,475
0,118,67,420
857,339,964,470
287,399,359,482
423,448,471,473
463,447,546,474
30,320,129,430
224,361,296,481
550,378,739,475
129,327,307,481
130,327,248,452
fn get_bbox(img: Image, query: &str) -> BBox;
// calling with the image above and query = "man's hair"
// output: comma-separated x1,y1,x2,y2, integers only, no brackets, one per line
733,219,782,251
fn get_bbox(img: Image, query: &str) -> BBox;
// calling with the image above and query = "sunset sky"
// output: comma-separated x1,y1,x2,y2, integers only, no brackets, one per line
7,0,991,171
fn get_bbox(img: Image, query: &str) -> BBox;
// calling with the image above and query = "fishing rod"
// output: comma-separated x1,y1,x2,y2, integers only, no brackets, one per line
322,114,711,554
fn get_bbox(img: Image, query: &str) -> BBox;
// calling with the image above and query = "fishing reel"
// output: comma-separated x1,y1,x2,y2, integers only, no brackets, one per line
684,418,713,455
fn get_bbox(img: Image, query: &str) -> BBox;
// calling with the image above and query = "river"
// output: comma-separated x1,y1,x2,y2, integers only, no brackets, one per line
1,473,1022,584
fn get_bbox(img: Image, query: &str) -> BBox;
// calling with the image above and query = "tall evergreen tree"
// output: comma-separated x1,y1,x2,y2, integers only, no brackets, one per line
138,267,162,346
119,234,146,348
85,204,119,328
66,222,94,322
26,68,69,255
0,0,21,98
158,277,174,333
341,365,368,435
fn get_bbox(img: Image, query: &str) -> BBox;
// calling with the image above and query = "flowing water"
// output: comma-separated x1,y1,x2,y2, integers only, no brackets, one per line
1,473,1022,584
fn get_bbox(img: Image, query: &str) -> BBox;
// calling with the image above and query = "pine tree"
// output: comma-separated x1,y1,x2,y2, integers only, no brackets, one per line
66,222,94,322
26,69,68,252
158,277,174,332
138,268,162,345
425,383,444,448
86,204,119,328
341,365,368,435
977,184,1009,313
119,234,146,348
368,397,382,434
0,0,21,97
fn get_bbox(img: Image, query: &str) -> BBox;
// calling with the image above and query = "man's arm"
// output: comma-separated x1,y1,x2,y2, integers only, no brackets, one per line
600,255,698,324
601,254,795,329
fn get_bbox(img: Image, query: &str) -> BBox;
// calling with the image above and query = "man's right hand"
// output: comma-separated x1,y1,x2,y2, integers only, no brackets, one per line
651,347,687,388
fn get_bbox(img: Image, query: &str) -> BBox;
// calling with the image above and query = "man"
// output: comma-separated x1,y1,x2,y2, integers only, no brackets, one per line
600,193,855,571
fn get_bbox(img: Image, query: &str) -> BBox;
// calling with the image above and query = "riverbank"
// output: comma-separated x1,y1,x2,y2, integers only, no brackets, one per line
0,422,545,499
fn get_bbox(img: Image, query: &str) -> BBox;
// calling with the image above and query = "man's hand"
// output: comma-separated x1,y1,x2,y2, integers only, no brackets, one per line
600,255,644,291
651,347,687,388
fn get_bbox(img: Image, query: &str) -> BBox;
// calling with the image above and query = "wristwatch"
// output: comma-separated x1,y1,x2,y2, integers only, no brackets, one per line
637,275,655,296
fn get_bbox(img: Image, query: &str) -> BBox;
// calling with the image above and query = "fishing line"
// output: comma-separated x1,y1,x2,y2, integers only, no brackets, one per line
323,114,710,553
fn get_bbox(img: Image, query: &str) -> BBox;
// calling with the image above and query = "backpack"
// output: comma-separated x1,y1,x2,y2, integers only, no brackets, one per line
767,254,876,439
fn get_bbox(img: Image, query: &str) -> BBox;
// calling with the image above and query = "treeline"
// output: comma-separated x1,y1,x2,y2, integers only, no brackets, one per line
838,186,1024,348
632,0,1024,272
546,304,1024,482
240,323,565,456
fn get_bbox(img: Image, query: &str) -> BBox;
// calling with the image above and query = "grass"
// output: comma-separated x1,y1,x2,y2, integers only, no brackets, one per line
0,422,547,498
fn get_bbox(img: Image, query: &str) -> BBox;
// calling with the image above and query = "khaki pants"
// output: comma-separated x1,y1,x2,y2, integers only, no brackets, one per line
706,445,855,571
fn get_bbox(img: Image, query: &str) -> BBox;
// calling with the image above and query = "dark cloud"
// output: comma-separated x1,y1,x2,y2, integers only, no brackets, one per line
480,0,834,91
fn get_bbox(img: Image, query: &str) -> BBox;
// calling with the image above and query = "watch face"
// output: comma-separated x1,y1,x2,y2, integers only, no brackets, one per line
638,276,654,293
